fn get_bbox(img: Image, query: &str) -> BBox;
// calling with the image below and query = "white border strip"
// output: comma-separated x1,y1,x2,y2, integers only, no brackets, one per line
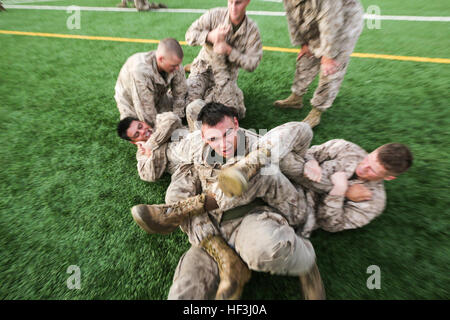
3,5,450,22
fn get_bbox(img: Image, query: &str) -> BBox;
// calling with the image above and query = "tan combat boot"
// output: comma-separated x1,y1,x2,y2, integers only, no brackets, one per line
184,63,191,73
131,194,207,234
273,93,303,109
201,235,252,300
299,261,326,300
218,148,271,197
158,3,168,8
302,108,322,128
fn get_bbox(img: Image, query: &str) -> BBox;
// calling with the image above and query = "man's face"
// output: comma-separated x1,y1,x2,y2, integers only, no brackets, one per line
126,120,153,143
356,149,395,181
159,53,182,74
201,116,239,159
228,0,250,25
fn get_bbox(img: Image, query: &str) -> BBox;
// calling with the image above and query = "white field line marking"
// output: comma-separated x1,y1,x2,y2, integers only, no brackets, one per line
3,5,450,22
3,0,65,4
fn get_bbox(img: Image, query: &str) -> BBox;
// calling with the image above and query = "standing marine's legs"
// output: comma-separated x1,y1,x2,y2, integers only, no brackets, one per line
274,55,321,109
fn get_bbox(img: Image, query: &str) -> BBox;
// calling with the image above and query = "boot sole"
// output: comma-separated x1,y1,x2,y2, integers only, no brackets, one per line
131,205,153,234
218,168,248,197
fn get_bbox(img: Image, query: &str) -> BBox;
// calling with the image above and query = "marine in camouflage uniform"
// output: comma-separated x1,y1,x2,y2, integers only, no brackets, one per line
135,113,390,237
162,122,323,299
117,0,167,10
127,105,326,299
221,137,402,238
274,0,364,128
184,6,263,126
114,49,187,127
295,139,390,236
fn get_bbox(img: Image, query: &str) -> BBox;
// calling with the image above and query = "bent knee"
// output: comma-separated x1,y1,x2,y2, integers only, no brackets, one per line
235,213,316,275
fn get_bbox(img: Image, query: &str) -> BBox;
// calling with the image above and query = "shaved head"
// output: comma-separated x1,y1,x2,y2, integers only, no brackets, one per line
157,38,184,59
155,38,183,73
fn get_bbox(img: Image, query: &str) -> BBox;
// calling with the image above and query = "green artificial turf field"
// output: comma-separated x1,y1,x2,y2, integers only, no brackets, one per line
0,0,449,299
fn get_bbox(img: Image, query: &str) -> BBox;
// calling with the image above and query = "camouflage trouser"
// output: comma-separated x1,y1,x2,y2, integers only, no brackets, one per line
168,207,316,300
186,69,246,120
165,122,317,299
291,26,363,112
257,121,313,184
185,99,206,132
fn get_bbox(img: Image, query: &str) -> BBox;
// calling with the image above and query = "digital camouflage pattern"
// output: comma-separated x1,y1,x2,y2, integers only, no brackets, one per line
185,7,263,117
283,0,364,111
115,50,187,126
298,139,387,236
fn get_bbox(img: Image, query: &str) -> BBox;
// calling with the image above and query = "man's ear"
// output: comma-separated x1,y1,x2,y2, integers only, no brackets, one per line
384,176,396,181
200,128,205,140
233,116,239,129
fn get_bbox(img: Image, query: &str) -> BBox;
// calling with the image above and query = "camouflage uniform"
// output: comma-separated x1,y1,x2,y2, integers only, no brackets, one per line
294,139,387,236
136,112,186,182
137,117,385,238
114,50,187,126
185,7,263,120
283,0,364,111
167,124,318,299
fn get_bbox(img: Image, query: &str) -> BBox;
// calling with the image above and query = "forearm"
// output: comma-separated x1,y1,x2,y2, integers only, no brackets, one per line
171,73,188,118
317,192,385,232
136,146,167,182
227,39,263,72
132,78,157,125
317,194,348,232
185,10,215,46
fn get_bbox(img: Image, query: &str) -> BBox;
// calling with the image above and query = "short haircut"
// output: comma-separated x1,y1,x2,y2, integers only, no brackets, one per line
158,38,184,59
197,102,239,127
117,117,138,141
377,143,413,176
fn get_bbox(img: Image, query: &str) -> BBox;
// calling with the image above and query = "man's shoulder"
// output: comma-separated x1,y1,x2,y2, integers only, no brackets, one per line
241,128,261,140
321,139,367,154
208,7,227,15
198,7,227,20
126,51,156,74
125,51,150,63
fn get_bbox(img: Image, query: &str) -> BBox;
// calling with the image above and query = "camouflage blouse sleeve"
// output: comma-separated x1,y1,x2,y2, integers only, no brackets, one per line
303,139,365,193
227,22,263,72
316,182,387,232
131,72,158,126
185,9,218,46
135,112,182,182
170,68,188,118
